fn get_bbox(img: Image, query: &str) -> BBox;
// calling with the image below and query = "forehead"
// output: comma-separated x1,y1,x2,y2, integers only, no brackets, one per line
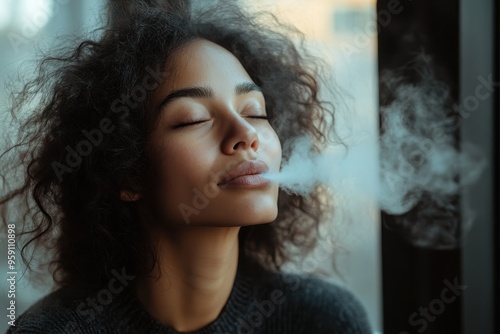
165,39,253,91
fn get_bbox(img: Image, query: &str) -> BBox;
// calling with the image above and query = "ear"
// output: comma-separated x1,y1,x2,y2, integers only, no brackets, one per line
120,190,142,202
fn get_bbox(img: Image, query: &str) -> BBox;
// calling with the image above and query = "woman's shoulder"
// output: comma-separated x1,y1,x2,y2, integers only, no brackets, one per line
249,270,373,333
6,286,107,334
255,269,368,309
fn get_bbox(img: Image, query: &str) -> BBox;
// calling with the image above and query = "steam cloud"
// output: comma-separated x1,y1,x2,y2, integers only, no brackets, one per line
262,60,487,248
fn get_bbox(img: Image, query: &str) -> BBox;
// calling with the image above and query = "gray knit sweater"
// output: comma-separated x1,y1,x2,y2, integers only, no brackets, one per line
7,267,372,333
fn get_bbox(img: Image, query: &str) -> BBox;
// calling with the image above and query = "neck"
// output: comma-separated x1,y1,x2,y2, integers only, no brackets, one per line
135,226,240,332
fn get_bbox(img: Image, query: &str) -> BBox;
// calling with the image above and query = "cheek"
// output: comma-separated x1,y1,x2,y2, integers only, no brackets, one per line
157,142,208,185
150,141,202,198
150,142,215,223
259,126,282,168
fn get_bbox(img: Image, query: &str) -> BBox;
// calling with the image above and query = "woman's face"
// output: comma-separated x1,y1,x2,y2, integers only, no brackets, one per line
145,39,282,227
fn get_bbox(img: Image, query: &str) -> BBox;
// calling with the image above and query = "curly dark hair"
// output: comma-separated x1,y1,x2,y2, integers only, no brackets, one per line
0,0,337,289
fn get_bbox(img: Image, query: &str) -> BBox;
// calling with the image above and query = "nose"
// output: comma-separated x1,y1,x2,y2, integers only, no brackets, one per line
221,114,260,155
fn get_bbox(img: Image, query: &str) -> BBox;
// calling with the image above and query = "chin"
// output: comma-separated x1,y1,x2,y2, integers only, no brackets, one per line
188,205,278,227
230,197,278,224
237,211,278,226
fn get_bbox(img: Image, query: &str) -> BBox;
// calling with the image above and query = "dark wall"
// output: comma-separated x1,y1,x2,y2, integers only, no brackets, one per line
377,1,462,333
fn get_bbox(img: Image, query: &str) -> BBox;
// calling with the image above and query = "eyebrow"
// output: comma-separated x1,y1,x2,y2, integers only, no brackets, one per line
158,82,262,109
235,82,262,95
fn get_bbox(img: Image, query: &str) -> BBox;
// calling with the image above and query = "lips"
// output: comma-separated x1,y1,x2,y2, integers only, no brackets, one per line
218,160,270,188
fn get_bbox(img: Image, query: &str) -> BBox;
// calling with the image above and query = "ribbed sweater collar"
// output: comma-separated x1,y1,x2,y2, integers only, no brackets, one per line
106,265,256,333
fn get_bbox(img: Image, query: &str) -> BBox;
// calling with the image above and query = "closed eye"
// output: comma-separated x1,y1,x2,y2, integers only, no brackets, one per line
173,115,268,129
173,119,209,129
246,115,269,120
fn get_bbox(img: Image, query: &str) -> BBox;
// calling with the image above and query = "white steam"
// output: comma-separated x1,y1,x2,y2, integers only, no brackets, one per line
262,62,487,248
263,135,379,199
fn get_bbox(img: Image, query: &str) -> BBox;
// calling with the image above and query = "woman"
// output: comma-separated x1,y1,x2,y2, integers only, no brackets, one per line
2,1,372,333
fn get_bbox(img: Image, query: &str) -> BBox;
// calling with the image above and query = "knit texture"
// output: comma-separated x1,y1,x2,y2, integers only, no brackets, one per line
7,266,372,334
